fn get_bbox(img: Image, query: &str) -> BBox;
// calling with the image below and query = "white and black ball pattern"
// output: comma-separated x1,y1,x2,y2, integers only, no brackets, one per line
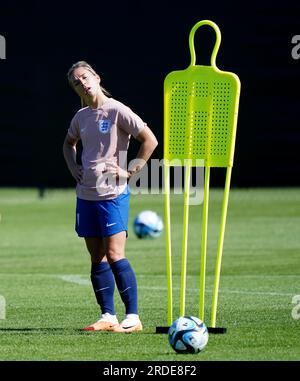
133,210,163,239
168,316,209,354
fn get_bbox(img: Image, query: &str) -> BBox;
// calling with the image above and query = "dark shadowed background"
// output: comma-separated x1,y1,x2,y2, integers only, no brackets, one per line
0,0,299,188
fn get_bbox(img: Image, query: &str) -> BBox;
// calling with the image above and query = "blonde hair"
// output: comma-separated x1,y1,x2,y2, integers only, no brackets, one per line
67,61,111,106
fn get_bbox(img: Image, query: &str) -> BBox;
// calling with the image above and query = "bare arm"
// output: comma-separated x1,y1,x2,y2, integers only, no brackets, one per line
127,125,158,178
104,125,158,180
62,134,83,183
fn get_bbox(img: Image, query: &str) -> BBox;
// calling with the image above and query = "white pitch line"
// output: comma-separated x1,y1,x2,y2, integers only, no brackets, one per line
55,275,297,297
58,275,90,285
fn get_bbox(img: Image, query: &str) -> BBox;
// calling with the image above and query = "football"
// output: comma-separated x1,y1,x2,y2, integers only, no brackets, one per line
133,210,163,239
168,316,209,354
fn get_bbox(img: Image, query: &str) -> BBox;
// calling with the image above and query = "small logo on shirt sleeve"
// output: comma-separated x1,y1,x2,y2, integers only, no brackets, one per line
99,119,112,134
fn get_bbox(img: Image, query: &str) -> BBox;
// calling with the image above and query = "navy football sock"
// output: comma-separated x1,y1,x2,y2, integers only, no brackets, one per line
91,262,115,315
110,258,138,315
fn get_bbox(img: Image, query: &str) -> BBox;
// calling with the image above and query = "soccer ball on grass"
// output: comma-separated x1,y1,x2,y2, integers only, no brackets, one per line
133,210,163,239
168,316,209,354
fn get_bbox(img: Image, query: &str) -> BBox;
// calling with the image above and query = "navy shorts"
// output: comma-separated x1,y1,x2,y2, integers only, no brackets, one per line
75,187,130,238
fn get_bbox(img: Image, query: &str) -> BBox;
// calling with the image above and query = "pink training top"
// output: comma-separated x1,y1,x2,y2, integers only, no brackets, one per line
67,97,146,200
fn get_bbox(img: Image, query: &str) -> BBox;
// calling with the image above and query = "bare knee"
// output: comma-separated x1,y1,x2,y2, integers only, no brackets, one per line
84,237,106,264
90,253,106,264
104,231,126,264
106,248,124,264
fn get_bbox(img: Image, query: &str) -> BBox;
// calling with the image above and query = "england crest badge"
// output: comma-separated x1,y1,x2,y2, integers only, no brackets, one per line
99,119,112,134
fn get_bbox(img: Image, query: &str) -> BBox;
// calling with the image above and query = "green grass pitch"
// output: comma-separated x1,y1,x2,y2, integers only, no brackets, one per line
0,187,299,360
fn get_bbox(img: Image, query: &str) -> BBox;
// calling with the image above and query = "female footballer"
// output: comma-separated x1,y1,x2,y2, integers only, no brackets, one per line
63,61,158,332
